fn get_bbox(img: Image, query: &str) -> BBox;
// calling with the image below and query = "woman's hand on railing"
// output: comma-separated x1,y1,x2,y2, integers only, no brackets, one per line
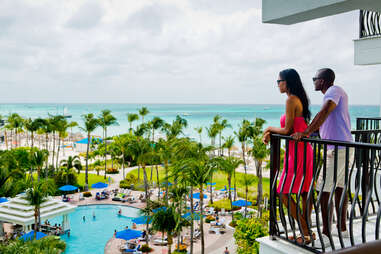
262,132,270,144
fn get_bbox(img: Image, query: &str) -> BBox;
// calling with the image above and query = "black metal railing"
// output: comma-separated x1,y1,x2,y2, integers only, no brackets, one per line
356,117,381,131
359,10,381,38
269,133,381,253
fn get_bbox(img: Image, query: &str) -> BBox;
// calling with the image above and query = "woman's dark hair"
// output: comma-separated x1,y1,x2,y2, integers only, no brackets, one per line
279,68,311,122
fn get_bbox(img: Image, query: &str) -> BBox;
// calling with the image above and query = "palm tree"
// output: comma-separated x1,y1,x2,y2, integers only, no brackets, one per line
206,124,218,155
215,157,243,221
55,118,69,169
194,127,203,144
157,138,173,204
98,109,118,179
151,205,178,254
25,118,45,148
25,179,55,239
240,174,256,218
138,107,150,124
30,149,49,182
80,113,99,191
68,121,78,142
173,140,214,254
60,155,82,184
0,151,25,197
48,115,65,169
249,118,268,217
218,119,231,156
223,135,236,199
149,117,164,181
235,120,253,205
127,113,139,131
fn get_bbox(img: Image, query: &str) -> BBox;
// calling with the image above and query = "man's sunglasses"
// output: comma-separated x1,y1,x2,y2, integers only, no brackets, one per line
312,77,322,82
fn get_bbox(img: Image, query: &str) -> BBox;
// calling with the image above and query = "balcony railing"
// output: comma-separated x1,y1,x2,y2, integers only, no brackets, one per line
356,117,381,131
359,10,381,38
269,129,381,253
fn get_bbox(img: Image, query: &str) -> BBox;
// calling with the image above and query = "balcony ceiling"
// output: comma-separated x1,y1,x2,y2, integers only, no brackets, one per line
262,0,381,25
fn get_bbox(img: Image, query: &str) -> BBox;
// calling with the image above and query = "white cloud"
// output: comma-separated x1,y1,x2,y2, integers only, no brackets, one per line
0,0,379,105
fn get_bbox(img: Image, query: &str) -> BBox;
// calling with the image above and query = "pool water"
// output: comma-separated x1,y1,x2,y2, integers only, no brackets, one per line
51,205,141,254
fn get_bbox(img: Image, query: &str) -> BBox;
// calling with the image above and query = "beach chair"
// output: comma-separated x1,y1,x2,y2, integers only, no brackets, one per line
153,238,168,245
206,207,214,215
79,193,84,201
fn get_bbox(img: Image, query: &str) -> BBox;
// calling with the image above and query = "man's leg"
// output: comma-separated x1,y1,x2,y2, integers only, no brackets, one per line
320,192,332,236
334,187,348,232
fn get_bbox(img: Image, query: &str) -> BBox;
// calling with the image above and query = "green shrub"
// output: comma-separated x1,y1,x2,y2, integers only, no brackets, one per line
125,174,138,185
83,192,92,197
233,212,269,254
205,215,215,223
209,198,241,212
119,180,130,189
139,244,153,253
106,168,119,174
54,169,78,187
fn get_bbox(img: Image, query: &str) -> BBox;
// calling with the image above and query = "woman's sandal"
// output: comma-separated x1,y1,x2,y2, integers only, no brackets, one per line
289,232,316,245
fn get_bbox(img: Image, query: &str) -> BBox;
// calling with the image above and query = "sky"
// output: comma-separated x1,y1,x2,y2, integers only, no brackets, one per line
0,0,379,105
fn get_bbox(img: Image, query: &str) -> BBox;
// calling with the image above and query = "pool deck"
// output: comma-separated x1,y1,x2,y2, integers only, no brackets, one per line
104,215,237,254
55,167,237,254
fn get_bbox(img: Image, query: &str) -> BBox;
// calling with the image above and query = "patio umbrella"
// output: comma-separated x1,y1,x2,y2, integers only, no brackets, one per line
132,216,152,225
59,185,78,191
182,212,203,220
20,231,47,241
0,197,8,203
232,200,252,207
191,193,207,199
91,182,108,189
153,207,167,213
207,182,216,186
220,187,235,192
115,229,142,241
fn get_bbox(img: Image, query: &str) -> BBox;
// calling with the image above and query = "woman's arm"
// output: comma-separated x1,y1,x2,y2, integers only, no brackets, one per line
263,96,296,136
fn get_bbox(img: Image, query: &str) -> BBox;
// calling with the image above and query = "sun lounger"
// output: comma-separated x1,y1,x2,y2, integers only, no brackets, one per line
153,238,168,245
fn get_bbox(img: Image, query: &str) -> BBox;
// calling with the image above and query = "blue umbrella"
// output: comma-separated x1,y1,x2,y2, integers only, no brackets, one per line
220,187,235,191
20,231,47,241
153,207,167,213
182,212,203,220
207,182,216,186
92,182,108,189
0,197,8,203
232,200,252,207
132,216,152,225
75,137,103,144
59,185,78,191
116,229,142,241
191,193,207,199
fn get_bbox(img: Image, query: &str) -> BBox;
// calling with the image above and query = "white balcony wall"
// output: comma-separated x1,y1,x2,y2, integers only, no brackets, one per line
354,36,381,65
262,0,381,24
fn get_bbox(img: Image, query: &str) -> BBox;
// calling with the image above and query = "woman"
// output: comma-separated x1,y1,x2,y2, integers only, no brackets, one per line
263,68,314,244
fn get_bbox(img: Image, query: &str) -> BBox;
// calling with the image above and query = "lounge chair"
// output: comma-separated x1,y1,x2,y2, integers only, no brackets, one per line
121,244,141,253
79,193,84,201
153,238,168,245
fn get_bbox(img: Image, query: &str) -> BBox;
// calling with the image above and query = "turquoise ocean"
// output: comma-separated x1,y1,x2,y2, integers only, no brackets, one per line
0,104,378,142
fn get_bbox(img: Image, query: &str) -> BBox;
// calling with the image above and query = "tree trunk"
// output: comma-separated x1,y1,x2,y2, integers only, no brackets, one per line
122,155,125,179
56,137,61,169
242,143,248,217
85,132,90,191
52,131,56,169
137,165,140,181
34,208,38,239
257,160,263,218
200,185,205,254
228,176,234,222
156,165,160,200
4,129,8,150
190,186,194,254
210,174,213,204
165,162,169,205
104,128,108,180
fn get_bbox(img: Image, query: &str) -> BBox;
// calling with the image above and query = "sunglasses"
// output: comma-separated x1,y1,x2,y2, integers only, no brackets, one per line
276,79,285,84
312,77,322,82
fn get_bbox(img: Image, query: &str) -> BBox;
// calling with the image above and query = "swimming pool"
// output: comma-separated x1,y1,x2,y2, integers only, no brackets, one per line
51,205,141,254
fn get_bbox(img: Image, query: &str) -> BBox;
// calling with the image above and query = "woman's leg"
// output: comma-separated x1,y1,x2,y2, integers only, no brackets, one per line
281,194,309,236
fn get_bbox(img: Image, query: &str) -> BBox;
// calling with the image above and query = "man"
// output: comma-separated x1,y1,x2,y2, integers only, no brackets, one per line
292,68,353,248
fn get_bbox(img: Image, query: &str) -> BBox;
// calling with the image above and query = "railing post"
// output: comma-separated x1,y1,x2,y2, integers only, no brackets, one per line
269,134,280,238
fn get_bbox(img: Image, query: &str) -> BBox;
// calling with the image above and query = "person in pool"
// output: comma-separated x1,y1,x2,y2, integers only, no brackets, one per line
118,208,122,215
263,68,314,244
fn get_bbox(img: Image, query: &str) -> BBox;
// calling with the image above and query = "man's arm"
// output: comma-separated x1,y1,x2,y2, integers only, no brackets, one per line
292,100,337,140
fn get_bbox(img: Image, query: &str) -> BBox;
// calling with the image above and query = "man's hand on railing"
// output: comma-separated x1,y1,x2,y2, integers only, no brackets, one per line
291,132,307,141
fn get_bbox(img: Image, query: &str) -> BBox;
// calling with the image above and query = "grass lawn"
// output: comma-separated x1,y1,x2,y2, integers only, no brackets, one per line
77,173,110,188
126,166,270,202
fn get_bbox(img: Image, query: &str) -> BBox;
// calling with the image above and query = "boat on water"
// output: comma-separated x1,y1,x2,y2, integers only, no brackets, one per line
63,107,72,118
181,112,192,116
